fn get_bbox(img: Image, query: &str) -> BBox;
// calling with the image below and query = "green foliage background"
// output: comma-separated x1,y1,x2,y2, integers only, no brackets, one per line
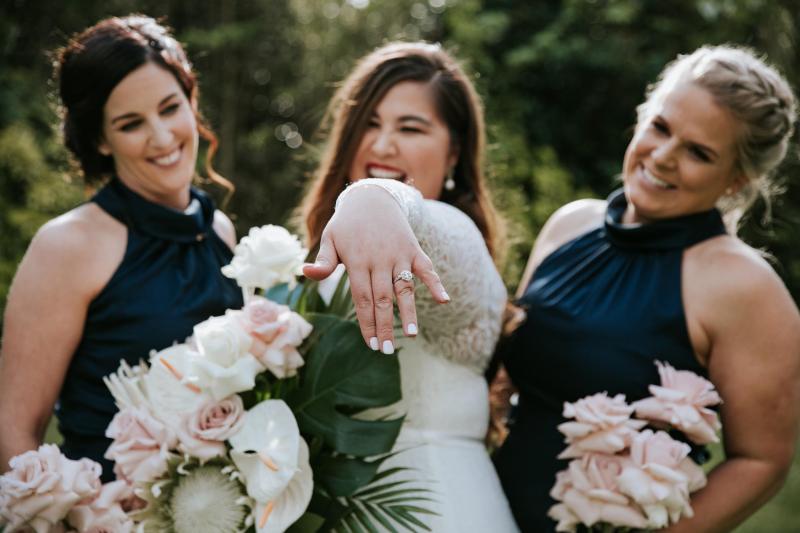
3,0,800,530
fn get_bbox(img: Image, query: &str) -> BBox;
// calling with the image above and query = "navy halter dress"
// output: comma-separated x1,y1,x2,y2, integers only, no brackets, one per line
493,188,726,532
57,178,243,481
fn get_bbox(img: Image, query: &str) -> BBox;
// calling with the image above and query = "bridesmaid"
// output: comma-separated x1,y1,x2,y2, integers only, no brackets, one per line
0,15,242,481
494,45,800,531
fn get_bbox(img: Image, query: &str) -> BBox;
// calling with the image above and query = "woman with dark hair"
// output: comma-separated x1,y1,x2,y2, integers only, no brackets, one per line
0,15,243,482
301,42,518,531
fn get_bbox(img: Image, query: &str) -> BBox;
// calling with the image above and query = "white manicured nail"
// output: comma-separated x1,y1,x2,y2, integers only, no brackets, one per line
382,340,394,355
441,291,450,302
407,323,418,335
369,337,379,350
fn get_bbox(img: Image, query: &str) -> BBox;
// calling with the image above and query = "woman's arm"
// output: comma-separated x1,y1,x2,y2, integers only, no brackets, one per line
0,206,124,469
668,242,800,532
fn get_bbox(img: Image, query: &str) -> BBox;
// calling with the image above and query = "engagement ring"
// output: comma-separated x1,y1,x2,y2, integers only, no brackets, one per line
393,270,414,284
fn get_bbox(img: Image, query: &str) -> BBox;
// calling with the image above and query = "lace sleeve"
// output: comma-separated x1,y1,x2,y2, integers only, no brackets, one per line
337,179,507,374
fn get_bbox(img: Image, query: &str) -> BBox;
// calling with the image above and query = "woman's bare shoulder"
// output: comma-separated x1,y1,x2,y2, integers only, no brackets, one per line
685,235,799,337
533,199,606,263
26,203,127,293
516,198,605,295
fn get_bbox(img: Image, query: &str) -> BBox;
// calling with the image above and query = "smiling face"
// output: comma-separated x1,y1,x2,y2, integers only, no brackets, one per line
98,62,198,210
621,80,745,224
348,80,457,200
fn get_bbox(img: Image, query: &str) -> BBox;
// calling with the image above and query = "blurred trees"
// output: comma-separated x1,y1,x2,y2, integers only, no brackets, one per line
448,0,800,287
2,0,799,302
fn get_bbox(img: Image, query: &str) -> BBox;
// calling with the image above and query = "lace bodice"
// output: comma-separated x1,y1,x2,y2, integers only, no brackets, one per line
337,179,506,374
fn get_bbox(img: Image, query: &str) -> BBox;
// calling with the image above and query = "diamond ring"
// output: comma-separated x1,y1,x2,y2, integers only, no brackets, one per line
393,270,414,284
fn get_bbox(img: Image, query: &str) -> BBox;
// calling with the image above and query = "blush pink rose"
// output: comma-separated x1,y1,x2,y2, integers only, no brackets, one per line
240,297,312,378
105,406,177,484
67,480,134,533
176,395,246,461
616,429,699,528
0,444,101,533
632,361,722,444
558,393,647,458
548,453,648,532
241,296,285,340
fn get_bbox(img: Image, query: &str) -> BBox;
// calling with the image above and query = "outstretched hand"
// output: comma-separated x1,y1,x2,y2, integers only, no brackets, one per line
302,185,449,354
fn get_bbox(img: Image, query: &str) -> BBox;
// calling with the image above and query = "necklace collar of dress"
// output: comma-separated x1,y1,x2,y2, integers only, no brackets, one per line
106,177,215,243
604,188,726,251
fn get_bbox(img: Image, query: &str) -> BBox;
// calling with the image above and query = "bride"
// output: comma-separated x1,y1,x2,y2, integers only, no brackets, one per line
300,42,518,532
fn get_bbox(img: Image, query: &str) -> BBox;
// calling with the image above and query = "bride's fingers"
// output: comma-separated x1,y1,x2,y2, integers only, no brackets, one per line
413,252,449,304
302,231,339,281
393,266,417,337
371,268,396,355
349,267,378,350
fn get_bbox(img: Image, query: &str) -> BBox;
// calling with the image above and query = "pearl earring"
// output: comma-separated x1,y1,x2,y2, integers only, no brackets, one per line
444,168,455,191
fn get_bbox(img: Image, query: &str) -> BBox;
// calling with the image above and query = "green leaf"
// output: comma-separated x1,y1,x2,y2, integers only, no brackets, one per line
380,508,421,533
314,454,382,497
308,491,348,531
344,511,368,533
350,507,379,533
385,507,431,531
328,270,354,316
368,489,437,503
327,466,437,532
361,502,401,533
286,313,403,457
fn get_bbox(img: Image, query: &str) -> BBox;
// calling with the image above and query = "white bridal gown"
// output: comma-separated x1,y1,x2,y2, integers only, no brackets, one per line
331,179,519,533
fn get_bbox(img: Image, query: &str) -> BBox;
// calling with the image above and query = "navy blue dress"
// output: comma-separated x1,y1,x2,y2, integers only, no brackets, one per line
57,178,243,481
493,189,726,532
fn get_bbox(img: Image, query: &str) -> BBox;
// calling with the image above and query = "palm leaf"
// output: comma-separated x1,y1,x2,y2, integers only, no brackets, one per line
361,501,401,533
326,467,437,533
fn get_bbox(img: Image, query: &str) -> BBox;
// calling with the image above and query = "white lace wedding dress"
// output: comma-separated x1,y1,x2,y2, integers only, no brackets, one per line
329,179,519,532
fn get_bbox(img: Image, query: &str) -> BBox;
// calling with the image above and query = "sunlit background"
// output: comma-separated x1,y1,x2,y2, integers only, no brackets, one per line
2,1,799,530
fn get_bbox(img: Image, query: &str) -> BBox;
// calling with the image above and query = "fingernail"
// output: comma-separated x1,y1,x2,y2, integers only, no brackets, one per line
407,323,418,336
369,337,379,351
441,291,450,302
382,340,394,355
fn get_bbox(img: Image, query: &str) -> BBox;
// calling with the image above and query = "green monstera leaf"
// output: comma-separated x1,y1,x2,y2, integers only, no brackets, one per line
286,313,403,457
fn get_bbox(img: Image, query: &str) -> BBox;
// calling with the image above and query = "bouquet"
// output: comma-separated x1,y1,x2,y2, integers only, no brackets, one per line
548,361,722,532
1,225,432,533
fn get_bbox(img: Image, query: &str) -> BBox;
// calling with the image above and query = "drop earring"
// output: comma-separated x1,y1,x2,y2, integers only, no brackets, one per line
444,168,455,191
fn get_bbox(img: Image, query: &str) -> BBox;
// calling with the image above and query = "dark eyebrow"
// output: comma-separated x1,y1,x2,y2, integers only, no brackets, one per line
110,93,180,125
397,115,432,127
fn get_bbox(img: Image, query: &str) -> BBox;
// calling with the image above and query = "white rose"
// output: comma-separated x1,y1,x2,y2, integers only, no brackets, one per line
222,225,308,291
194,313,253,368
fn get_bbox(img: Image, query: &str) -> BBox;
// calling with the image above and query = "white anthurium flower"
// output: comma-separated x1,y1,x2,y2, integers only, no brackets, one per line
229,401,301,504
221,225,308,291
194,313,254,368
143,344,211,427
254,438,313,533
